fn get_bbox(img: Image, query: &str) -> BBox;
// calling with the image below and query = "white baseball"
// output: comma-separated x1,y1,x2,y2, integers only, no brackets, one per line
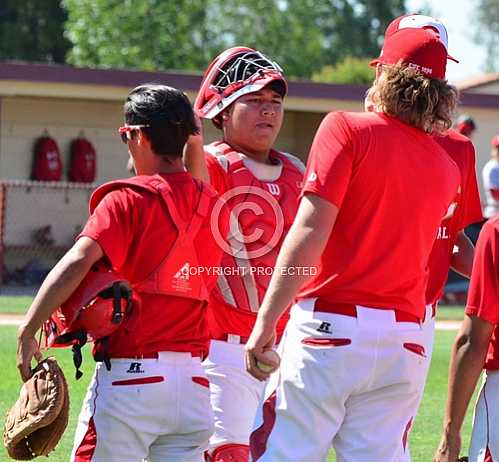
256,349,281,373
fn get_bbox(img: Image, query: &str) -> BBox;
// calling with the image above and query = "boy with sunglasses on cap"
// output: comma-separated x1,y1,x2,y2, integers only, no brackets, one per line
184,47,304,462
245,18,461,462
17,84,229,462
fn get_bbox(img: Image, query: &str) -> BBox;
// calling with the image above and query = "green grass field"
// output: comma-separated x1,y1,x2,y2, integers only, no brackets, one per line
0,326,95,461
0,294,467,321
0,296,476,461
0,296,33,314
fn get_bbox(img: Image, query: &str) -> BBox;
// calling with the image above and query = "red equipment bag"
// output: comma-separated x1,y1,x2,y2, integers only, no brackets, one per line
69,137,96,183
32,136,63,181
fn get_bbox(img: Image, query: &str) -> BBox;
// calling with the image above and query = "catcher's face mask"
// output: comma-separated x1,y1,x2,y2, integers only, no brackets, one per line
194,46,287,123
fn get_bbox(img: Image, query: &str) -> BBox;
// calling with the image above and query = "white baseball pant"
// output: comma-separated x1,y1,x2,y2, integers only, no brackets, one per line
71,352,214,462
468,370,499,462
203,339,266,455
250,298,431,462
401,303,437,462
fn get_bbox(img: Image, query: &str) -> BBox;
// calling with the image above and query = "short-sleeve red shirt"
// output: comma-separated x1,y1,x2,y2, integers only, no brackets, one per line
426,130,483,305
80,172,226,357
298,111,460,318
465,215,499,370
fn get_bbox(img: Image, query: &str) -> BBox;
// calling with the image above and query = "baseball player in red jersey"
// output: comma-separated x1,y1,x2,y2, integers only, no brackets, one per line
434,215,499,462
16,84,229,462
371,17,483,460
425,128,483,318
245,25,461,462
184,47,304,462
375,12,482,335
402,128,482,461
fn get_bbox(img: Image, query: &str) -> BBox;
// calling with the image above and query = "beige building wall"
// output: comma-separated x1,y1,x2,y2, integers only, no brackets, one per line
0,96,127,183
0,93,364,182
459,106,499,207
463,82,499,94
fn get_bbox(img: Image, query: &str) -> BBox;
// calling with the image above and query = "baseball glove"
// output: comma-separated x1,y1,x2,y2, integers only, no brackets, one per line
3,357,69,460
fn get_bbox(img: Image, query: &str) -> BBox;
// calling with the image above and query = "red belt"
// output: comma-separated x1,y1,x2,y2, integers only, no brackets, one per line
314,299,421,324
218,332,284,345
111,351,203,359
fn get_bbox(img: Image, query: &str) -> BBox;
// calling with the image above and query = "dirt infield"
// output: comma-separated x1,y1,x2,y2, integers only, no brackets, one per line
0,313,25,325
435,320,462,330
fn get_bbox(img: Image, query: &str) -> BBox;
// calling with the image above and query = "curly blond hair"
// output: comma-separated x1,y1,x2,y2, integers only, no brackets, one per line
366,64,459,133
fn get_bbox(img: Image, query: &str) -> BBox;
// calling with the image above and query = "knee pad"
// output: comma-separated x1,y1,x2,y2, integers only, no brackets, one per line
208,443,250,462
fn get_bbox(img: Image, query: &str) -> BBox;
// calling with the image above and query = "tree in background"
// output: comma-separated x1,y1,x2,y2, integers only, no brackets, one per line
206,0,325,78
63,0,221,71
313,0,405,69
0,0,70,63
312,57,375,85
475,0,499,71
63,0,406,81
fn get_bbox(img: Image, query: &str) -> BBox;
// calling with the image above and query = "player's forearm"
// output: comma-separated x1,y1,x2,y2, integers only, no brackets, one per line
257,196,337,327
442,333,486,437
183,134,209,182
18,239,101,338
450,231,474,278
258,226,324,326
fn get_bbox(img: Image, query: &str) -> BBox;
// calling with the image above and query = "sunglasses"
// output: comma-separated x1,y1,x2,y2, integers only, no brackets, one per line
118,124,151,143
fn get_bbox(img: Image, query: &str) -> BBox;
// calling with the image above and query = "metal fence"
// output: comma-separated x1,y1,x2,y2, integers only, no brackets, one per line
0,180,95,290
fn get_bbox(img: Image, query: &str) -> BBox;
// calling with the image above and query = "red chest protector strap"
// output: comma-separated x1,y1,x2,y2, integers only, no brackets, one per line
210,141,254,188
90,175,214,301
209,140,299,189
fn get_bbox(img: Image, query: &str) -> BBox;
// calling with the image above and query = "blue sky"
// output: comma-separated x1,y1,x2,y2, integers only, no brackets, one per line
406,0,488,83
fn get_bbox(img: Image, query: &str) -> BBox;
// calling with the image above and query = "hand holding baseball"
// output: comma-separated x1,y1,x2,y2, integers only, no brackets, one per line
245,318,277,381
256,349,281,374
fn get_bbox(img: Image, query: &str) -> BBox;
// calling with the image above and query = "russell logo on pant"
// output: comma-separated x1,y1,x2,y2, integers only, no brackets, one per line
127,362,145,373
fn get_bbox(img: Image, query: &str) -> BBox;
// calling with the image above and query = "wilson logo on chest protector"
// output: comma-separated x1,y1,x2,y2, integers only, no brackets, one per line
266,183,281,196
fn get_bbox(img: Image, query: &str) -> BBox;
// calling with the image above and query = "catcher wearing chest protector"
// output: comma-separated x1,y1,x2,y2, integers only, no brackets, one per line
13,84,228,462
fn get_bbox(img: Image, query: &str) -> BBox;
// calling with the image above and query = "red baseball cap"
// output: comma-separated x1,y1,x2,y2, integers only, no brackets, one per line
370,28,450,79
384,14,458,63
492,135,499,147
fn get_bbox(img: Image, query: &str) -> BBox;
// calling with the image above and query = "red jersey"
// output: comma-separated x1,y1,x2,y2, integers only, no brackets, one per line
80,172,228,357
204,142,304,338
465,215,499,370
298,111,460,318
426,130,483,305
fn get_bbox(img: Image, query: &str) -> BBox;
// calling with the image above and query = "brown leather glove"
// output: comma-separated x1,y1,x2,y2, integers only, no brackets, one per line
3,357,69,460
